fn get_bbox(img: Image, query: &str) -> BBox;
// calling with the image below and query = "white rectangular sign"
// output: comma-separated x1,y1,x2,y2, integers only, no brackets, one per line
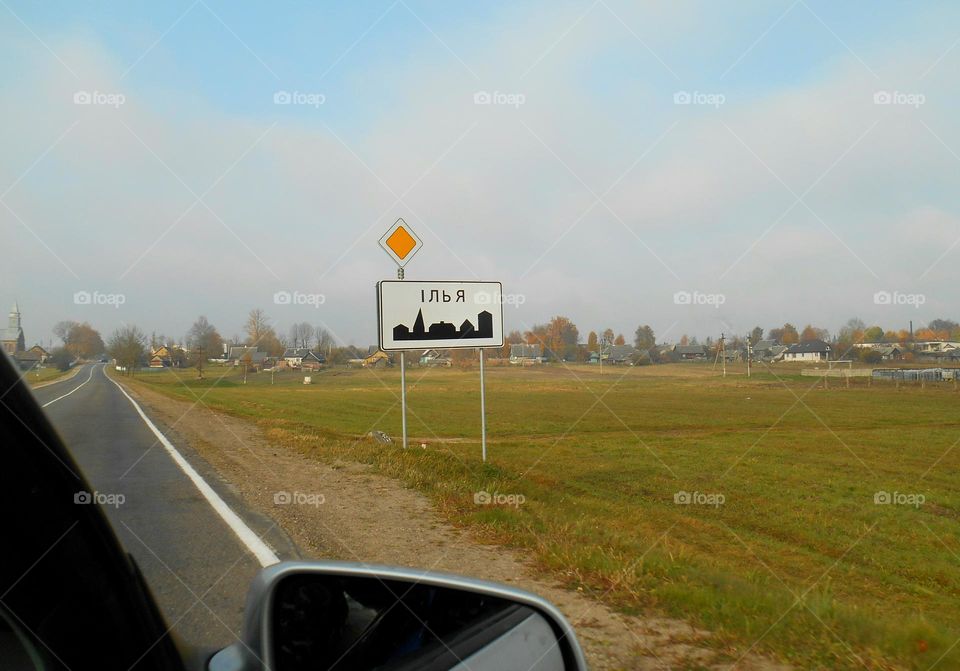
377,281,505,351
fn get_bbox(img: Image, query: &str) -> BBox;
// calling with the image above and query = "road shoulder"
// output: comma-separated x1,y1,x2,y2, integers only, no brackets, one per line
116,376,790,671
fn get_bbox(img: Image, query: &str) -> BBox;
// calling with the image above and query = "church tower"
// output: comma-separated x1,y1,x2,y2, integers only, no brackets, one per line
2,302,26,354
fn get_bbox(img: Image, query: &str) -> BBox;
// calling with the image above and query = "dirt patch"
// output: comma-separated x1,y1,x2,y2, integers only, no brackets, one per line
120,380,790,671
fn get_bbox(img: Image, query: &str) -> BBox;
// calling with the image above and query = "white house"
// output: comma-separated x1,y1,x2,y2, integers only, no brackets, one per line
781,340,831,362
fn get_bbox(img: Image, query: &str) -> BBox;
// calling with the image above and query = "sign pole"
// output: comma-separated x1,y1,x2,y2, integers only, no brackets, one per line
398,266,408,450
479,348,487,462
400,351,408,449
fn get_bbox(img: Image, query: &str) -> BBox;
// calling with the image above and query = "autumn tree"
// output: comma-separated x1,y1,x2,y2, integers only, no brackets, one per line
544,316,579,360
634,325,655,351
54,321,105,359
587,331,598,352
769,324,799,345
800,325,829,342
259,329,286,357
862,325,884,343
614,334,625,345
108,325,147,375
602,328,615,344
749,326,764,346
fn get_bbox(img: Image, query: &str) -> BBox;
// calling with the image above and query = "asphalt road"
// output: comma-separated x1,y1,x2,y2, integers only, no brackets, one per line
31,363,299,651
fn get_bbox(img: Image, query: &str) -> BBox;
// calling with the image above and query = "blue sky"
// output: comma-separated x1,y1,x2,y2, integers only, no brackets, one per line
2,1,959,346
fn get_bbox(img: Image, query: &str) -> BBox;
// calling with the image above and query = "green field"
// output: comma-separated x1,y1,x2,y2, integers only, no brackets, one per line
23,364,76,386
124,362,960,669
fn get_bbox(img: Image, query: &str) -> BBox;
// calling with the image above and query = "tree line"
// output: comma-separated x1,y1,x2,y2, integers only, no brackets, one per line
47,312,960,374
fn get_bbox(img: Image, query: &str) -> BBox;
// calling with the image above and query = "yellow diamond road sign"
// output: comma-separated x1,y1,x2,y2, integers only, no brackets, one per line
379,218,422,267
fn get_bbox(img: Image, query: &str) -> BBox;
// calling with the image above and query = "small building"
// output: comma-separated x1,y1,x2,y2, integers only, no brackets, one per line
592,345,638,365
228,346,267,370
419,349,451,367
149,345,172,368
876,345,903,361
509,343,543,365
675,345,708,361
361,350,391,367
781,340,831,362
280,348,326,370
752,340,779,361
149,344,186,368
15,348,44,371
28,345,50,363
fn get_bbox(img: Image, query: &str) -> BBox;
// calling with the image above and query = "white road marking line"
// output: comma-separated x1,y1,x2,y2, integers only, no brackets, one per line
41,364,96,407
107,372,280,567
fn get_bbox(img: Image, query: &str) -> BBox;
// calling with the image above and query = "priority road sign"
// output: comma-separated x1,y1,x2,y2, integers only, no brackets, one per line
379,218,422,268
377,280,504,351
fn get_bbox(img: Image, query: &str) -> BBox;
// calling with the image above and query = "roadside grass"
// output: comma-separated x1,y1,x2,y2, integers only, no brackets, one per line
122,363,960,669
23,364,75,386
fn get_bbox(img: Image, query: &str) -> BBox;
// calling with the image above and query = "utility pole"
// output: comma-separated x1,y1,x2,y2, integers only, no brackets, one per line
599,335,607,376
197,345,203,380
721,333,726,378
746,336,752,378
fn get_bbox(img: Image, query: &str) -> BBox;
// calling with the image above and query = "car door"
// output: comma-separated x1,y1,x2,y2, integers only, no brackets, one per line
0,353,185,670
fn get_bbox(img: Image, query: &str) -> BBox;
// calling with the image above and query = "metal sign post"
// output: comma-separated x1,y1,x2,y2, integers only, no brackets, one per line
379,219,422,452
479,348,487,462
398,268,408,450
377,219,502,463
376,279,504,462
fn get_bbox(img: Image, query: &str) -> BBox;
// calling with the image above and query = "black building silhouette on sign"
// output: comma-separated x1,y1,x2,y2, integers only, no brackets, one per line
393,309,493,341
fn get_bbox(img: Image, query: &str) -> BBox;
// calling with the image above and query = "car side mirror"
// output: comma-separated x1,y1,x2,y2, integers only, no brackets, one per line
208,561,587,671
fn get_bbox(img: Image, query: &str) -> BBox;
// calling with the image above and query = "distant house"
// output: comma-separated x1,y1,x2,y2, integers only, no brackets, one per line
509,343,543,365
592,345,638,365
280,348,326,370
228,346,267,369
149,344,186,368
419,349,451,367
914,341,960,354
675,344,708,361
781,340,831,362
17,344,50,368
361,350,391,367
15,348,44,371
752,339,779,361
864,345,901,361
29,345,50,362
149,345,172,368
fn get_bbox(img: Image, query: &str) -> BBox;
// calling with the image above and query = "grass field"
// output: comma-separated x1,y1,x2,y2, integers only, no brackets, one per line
123,362,960,669
23,364,76,386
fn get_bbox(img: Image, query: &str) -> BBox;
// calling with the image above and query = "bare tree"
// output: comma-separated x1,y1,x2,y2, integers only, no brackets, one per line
53,320,79,345
300,323,315,349
314,326,335,352
245,309,271,345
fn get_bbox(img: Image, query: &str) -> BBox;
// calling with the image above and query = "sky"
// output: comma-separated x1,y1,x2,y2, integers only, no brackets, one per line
2,0,959,348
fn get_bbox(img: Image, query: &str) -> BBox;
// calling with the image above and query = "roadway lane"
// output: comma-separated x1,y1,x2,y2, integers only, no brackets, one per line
31,363,299,651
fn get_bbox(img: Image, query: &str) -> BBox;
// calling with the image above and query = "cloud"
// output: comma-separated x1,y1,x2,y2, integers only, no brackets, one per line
2,4,959,346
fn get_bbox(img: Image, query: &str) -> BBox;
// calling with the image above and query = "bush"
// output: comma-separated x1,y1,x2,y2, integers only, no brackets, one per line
49,347,73,371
